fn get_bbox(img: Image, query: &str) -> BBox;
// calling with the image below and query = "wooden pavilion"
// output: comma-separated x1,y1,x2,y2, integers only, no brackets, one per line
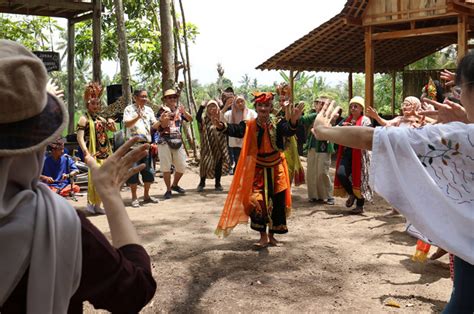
257,0,474,110
0,0,102,133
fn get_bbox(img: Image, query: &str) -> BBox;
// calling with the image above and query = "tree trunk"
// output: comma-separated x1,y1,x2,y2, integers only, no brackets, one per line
113,0,132,106
178,0,198,115
92,0,102,83
171,0,198,158
160,0,175,91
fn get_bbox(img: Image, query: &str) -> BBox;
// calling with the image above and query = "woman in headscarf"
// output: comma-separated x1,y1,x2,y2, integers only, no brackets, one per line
276,83,305,186
213,91,304,248
223,95,257,173
334,96,373,214
366,96,426,128
196,99,231,192
0,40,155,313
76,82,116,215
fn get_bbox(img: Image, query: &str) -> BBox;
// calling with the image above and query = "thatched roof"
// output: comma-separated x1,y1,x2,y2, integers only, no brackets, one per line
257,0,473,73
0,0,93,19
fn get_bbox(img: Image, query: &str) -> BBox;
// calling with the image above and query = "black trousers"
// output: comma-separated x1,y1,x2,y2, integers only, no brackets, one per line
199,159,222,186
336,148,364,207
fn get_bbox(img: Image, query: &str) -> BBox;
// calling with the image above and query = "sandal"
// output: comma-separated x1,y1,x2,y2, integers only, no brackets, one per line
345,195,356,208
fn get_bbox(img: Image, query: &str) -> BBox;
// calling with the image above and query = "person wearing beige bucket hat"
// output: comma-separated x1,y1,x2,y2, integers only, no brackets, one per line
0,40,155,312
156,88,193,199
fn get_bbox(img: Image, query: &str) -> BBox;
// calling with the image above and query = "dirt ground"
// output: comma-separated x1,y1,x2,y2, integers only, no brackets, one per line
73,159,452,313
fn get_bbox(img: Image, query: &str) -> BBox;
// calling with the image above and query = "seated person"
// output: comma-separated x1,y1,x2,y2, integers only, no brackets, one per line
40,138,80,197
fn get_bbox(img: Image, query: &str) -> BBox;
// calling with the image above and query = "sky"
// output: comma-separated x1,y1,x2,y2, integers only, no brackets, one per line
180,0,348,86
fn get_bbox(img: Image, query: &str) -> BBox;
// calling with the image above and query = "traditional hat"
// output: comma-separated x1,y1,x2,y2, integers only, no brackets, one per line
349,96,365,109
252,91,274,104
162,89,178,99
0,40,68,156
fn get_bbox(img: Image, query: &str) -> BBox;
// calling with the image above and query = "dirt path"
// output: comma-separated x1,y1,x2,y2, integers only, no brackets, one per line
75,161,451,313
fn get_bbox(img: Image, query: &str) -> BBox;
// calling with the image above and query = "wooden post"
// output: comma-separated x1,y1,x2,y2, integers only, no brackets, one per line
289,70,294,105
391,71,396,116
364,26,374,110
348,72,353,100
113,0,132,106
92,0,101,83
67,19,75,135
160,0,175,91
457,15,468,62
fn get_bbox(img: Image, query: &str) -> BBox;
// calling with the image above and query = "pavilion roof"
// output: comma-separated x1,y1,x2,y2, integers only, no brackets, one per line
257,0,473,73
0,0,93,19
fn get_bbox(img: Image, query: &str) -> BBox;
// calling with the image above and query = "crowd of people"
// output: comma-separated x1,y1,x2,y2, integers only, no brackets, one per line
1,38,472,313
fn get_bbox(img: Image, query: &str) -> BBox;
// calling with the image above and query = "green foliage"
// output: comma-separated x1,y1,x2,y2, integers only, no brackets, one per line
374,73,403,115
72,0,199,95
0,15,63,50
406,45,457,70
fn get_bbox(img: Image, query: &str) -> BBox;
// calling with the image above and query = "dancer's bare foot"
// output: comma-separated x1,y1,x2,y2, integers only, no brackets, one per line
254,232,269,249
268,234,279,246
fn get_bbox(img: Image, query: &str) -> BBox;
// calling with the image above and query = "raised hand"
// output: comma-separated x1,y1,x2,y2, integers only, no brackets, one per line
85,137,148,196
211,106,224,127
312,100,341,138
366,106,379,119
46,79,64,99
290,101,305,124
419,98,468,124
160,112,171,126
440,69,456,87
107,118,117,131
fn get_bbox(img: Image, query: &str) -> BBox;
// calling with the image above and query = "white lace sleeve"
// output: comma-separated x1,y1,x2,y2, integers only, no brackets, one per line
371,123,474,264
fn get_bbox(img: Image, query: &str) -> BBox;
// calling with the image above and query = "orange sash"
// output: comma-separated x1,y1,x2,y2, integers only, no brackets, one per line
215,119,291,237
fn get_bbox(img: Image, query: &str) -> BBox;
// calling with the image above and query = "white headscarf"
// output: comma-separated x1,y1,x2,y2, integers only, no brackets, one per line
0,148,82,312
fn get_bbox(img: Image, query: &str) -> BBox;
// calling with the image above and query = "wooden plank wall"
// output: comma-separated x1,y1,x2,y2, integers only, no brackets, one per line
365,0,447,23
402,69,454,101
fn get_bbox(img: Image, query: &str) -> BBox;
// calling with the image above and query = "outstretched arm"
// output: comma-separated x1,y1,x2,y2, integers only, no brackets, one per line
85,137,148,248
312,101,374,150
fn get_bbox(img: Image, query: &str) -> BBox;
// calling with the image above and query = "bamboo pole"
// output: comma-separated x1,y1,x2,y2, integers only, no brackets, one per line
67,19,75,135
178,0,198,115
171,0,197,158
113,0,131,106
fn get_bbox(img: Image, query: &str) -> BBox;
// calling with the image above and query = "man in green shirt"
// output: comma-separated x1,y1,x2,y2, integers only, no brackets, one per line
299,97,335,205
